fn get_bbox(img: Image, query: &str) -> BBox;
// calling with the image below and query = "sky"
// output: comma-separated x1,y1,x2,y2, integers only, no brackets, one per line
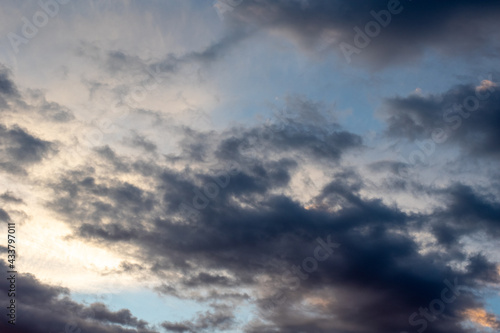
1,0,500,332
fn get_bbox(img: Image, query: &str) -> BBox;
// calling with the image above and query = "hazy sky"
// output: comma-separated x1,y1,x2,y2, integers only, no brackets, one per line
1,1,500,332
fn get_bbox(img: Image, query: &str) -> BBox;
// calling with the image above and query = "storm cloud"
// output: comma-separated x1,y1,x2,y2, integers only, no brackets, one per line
225,0,500,66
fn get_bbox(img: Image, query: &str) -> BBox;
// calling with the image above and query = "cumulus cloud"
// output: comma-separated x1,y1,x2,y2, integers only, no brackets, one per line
0,260,158,333
1,2,499,332
0,67,74,122
161,305,235,333
40,94,499,332
224,0,500,66
0,65,19,109
0,124,56,176
382,79,500,158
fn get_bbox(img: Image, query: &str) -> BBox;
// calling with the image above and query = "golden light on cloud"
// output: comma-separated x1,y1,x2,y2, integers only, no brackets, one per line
304,203,319,210
304,296,331,309
476,79,498,92
463,308,500,329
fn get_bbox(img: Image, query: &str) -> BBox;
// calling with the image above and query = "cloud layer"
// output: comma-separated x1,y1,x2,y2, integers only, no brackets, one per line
1,1,499,332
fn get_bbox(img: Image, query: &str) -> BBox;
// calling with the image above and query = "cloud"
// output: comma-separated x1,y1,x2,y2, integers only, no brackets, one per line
0,191,24,204
215,95,362,164
0,124,56,176
430,184,500,247
382,80,500,158
41,101,500,332
0,65,19,109
0,66,74,122
75,30,248,100
1,11,499,331
183,272,237,288
33,92,75,122
161,305,235,333
0,260,158,333
0,208,11,222
463,308,500,329
224,0,500,67
124,133,158,153
0,66,18,96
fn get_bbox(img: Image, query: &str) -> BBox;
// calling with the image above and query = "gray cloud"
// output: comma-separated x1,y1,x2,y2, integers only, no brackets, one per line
0,208,11,222
161,305,235,333
0,65,19,109
0,260,158,333
430,184,500,247
41,95,500,332
225,0,500,67
0,124,56,176
0,66,18,96
2,15,499,330
124,133,158,153
0,67,74,122
382,81,500,158
0,191,24,204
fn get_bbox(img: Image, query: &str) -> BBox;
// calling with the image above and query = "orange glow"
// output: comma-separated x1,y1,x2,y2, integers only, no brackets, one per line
463,308,500,329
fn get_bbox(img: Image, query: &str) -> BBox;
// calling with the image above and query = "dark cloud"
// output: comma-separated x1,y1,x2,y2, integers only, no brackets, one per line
47,168,156,228
216,125,361,163
0,66,18,96
2,4,499,333
382,80,500,158
369,160,408,175
216,95,362,164
95,145,131,172
26,89,495,333
174,128,214,162
125,133,158,153
45,120,499,333
0,208,11,222
0,66,71,176
161,306,235,333
0,68,74,121
89,303,149,329
0,191,24,204
183,272,237,288
0,124,56,175
225,0,500,67
0,65,18,109
0,260,158,333
430,184,500,247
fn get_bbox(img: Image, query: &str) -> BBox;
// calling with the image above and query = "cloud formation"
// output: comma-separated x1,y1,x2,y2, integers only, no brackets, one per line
0,124,56,175
383,80,500,159
0,260,159,333
226,0,500,66
39,93,499,332
0,1,499,332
